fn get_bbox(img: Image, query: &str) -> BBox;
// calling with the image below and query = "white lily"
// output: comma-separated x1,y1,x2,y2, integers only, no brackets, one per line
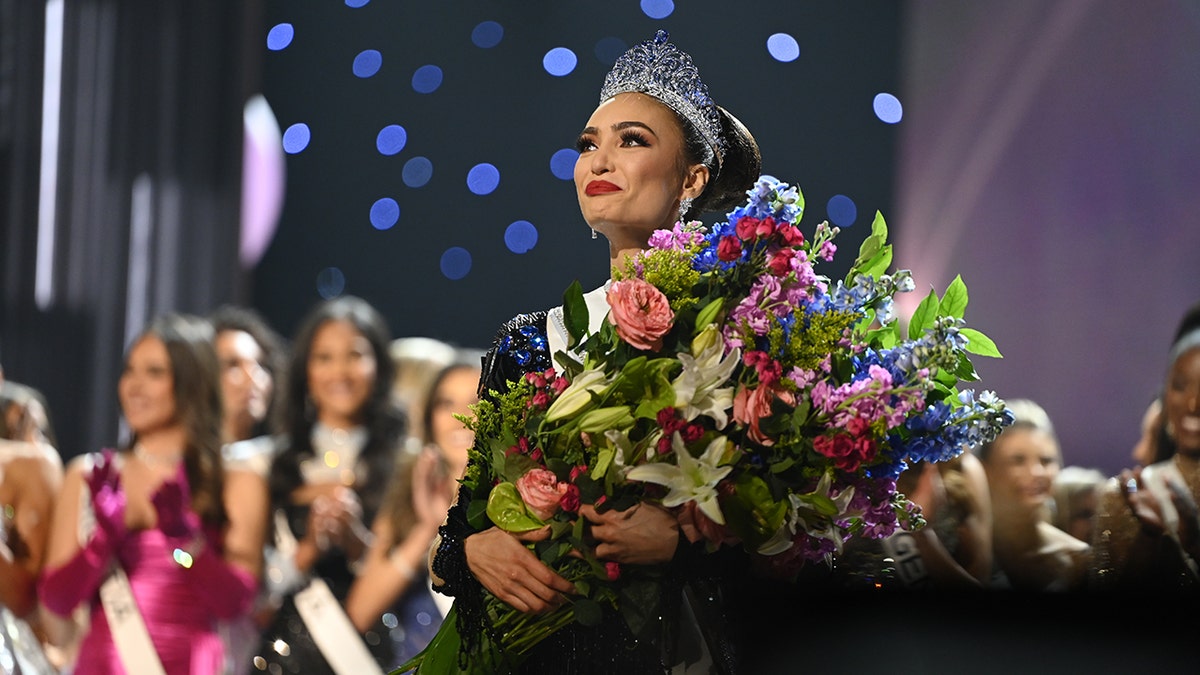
626,432,732,525
757,471,858,556
545,368,609,422
672,324,740,429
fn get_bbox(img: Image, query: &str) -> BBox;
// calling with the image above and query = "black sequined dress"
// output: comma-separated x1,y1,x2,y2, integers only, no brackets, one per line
431,310,752,674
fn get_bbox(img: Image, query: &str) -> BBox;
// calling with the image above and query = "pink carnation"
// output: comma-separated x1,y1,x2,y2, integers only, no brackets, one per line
516,468,568,521
606,279,675,351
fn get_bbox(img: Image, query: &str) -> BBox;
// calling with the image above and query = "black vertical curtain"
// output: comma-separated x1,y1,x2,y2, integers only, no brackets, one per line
0,0,263,460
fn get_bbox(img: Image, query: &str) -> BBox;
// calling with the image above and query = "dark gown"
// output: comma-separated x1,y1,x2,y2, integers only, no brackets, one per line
431,311,756,674
252,501,393,674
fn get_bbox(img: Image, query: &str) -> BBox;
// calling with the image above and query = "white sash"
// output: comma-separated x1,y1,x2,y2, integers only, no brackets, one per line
79,462,168,675
273,509,384,675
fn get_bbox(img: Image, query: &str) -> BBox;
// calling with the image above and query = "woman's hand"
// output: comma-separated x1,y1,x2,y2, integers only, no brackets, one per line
579,502,679,565
305,486,370,560
412,447,455,531
1119,467,1169,537
464,526,574,614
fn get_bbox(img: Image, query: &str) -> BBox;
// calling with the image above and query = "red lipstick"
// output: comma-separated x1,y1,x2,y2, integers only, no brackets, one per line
585,180,621,196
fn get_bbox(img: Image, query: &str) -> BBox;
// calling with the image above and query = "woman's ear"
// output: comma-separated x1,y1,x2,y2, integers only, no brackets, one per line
681,164,710,200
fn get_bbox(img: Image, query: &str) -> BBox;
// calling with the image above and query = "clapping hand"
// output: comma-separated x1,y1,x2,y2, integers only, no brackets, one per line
87,450,127,542
151,462,202,544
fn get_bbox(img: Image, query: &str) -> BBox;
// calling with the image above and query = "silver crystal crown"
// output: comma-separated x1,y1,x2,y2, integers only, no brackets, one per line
599,30,725,166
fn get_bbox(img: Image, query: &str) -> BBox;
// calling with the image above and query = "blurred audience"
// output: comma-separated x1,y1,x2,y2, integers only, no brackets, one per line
1050,465,1106,546
0,378,64,673
1092,315,1200,589
389,336,458,444
977,398,1091,591
345,351,483,667
37,312,268,673
252,295,405,673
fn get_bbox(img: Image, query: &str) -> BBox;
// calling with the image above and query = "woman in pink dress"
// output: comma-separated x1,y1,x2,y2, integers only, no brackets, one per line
38,313,270,674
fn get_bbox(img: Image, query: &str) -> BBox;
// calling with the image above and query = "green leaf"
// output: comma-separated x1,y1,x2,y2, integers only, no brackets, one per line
591,448,614,481
959,327,1003,357
940,275,968,319
486,482,545,533
393,604,462,674
573,598,603,627
849,212,892,280
561,280,588,349
907,288,940,340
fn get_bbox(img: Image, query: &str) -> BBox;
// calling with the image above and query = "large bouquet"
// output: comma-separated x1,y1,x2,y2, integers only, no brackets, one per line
398,175,1011,673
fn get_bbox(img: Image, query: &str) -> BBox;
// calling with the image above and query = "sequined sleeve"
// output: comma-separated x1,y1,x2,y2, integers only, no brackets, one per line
430,312,553,654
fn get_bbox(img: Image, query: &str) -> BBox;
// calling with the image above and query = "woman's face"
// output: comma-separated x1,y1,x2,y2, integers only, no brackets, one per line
307,319,377,428
1165,347,1200,455
984,427,1061,514
215,328,273,439
119,335,179,436
428,366,480,477
574,92,697,245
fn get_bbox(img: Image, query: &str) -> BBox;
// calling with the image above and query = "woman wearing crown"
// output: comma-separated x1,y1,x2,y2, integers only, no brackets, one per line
427,31,763,674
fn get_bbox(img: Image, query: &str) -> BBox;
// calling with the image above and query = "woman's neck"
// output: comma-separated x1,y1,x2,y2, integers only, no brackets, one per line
316,413,363,431
131,427,188,461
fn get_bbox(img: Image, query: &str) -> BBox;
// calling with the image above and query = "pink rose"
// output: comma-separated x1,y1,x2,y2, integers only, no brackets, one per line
559,484,581,514
733,384,795,446
515,468,567,521
606,279,675,351
605,561,621,580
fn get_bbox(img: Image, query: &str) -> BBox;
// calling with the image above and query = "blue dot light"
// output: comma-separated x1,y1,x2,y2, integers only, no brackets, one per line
345,0,369,7
471,21,503,48
827,195,858,227
766,33,800,62
282,123,311,154
549,148,578,180
440,247,472,280
403,157,433,188
542,48,577,77
640,0,675,19
353,50,382,78
317,267,346,298
873,93,903,124
266,23,294,51
376,125,407,156
412,65,443,94
466,163,500,195
370,198,400,230
505,221,538,254
594,37,627,66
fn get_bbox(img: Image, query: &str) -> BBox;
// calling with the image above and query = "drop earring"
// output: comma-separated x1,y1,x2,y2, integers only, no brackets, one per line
678,197,694,222
591,229,598,240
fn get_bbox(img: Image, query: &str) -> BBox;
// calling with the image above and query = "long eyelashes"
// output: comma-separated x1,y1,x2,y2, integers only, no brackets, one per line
574,131,652,152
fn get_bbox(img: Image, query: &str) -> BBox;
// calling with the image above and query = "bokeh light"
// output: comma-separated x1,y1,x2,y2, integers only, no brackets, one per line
376,125,407,156
266,24,293,51
370,198,399,230
345,0,369,7
505,220,538,254
766,33,800,62
402,157,433,188
412,65,444,93
549,148,578,180
471,21,504,48
440,247,472,280
352,50,382,78
543,48,577,77
873,92,903,124
640,0,675,19
316,267,346,298
281,123,310,154
826,194,858,227
466,163,500,195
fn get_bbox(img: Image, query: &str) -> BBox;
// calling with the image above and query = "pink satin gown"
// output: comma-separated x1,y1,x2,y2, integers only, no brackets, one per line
73,528,224,675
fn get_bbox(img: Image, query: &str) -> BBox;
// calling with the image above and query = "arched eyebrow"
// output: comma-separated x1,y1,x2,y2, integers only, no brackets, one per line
578,121,659,138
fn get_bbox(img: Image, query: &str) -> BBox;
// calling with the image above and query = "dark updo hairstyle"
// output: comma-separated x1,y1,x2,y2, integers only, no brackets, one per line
268,295,406,523
680,105,762,221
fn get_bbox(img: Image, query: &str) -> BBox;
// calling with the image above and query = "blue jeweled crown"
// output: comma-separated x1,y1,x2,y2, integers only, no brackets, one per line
599,30,725,166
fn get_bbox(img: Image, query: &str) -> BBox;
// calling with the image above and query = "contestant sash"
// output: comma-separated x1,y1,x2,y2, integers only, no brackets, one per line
79,461,169,675
273,510,384,675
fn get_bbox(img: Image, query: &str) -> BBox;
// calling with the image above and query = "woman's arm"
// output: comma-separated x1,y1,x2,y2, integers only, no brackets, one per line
38,454,124,617
0,450,63,616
